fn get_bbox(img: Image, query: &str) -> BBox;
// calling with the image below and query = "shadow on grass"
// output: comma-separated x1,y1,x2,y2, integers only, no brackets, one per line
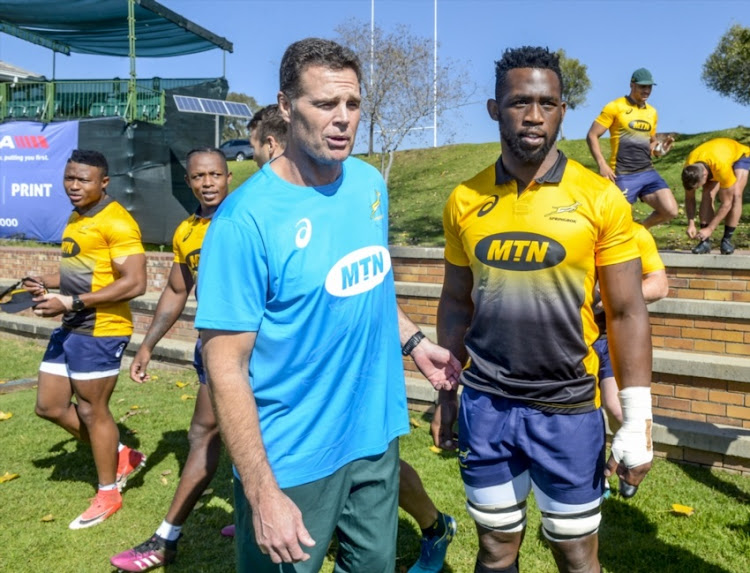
32,424,145,489
32,437,97,486
676,461,750,505
597,499,731,573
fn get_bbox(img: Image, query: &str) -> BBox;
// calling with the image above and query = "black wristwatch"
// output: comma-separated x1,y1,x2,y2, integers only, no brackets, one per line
71,295,85,312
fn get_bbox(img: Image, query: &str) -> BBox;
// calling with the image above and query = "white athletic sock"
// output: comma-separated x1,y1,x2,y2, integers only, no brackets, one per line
118,443,125,452
156,520,182,541
99,483,118,492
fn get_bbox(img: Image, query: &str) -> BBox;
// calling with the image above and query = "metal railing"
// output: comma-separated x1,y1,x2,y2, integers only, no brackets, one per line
0,79,165,124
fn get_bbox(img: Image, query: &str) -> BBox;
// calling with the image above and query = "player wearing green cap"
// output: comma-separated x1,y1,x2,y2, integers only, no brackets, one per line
587,68,678,229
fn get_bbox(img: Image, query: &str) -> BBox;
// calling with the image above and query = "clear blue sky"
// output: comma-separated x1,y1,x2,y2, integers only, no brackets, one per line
1,0,748,152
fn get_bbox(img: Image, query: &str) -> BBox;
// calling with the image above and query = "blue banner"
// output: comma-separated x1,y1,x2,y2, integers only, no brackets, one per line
0,120,79,243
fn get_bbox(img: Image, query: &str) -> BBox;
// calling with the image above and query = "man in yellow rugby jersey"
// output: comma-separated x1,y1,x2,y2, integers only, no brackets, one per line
587,68,678,229
436,47,652,573
25,149,147,529
109,148,232,570
682,137,750,254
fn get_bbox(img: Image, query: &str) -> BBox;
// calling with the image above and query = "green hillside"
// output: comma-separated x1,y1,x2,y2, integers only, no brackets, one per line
233,126,750,249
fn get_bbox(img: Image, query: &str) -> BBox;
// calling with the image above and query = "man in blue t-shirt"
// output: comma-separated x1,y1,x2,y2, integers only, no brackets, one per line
195,38,461,572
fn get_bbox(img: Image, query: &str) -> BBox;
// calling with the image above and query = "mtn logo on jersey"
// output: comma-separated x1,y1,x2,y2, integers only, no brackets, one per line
0,135,49,149
628,119,652,132
185,248,200,273
325,246,391,297
61,238,81,258
475,232,565,270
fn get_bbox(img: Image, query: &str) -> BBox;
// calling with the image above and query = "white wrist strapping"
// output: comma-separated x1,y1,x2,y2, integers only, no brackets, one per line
611,386,653,468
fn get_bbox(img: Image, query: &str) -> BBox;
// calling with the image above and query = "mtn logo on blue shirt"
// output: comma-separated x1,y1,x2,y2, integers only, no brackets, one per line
325,245,392,297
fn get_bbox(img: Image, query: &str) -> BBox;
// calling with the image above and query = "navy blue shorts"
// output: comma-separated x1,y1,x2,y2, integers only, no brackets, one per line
193,338,206,384
458,386,605,505
40,327,129,380
593,336,613,381
615,169,669,204
733,156,750,171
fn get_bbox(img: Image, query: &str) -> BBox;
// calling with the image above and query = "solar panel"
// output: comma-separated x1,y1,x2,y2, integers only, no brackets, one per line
173,95,253,118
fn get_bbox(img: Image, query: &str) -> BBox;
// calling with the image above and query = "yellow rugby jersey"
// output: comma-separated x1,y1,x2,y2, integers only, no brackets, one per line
172,212,212,281
634,223,664,276
685,138,750,189
443,152,638,413
60,195,144,336
595,96,657,175
595,223,664,334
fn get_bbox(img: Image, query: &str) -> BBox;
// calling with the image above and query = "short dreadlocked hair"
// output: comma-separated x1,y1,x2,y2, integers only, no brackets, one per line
494,46,563,100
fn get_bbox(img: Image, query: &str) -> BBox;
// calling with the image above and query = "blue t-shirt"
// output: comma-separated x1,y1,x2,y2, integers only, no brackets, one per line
195,157,409,489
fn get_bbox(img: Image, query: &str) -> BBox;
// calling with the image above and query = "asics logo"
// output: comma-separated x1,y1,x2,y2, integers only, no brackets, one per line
295,218,312,248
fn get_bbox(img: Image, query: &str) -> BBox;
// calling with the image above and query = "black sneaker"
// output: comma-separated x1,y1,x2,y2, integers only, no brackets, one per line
720,238,735,255
110,535,178,572
692,239,711,254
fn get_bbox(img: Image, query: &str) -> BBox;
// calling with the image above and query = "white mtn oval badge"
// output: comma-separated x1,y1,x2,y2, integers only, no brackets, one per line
325,246,391,297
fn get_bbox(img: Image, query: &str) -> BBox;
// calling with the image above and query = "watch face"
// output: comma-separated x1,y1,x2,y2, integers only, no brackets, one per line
72,297,84,311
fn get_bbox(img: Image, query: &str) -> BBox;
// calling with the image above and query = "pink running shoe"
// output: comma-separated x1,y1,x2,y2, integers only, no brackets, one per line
110,535,178,572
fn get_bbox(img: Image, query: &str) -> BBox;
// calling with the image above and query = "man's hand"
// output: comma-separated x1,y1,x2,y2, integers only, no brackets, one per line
598,163,616,183
32,293,72,317
695,227,712,242
129,348,153,383
686,220,698,239
22,276,46,296
430,391,458,450
605,455,652,491
251,488,315,564
410,339,461,391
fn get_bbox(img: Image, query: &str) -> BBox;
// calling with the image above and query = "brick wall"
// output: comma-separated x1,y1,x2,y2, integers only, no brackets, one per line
652,373,750,428
0,246,173,293
650,314,750,356
668,267,750,302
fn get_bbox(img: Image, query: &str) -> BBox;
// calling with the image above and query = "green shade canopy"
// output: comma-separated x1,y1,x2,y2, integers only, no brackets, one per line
0,0,232,57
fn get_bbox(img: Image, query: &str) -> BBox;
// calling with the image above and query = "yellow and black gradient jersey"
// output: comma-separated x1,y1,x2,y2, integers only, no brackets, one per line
595,96,657,175
60,195,144,336
685,138,750,189
443,152,639,413
594,223,664,334
172,212,212,282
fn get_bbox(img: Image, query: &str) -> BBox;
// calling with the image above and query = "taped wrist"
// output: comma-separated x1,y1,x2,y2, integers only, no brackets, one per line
611,386,653,468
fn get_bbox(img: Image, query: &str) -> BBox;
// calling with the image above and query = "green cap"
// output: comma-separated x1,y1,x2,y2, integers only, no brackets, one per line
631,68,656,85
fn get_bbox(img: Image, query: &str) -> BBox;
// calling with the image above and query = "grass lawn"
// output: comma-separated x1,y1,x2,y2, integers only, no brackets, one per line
1,336,750,572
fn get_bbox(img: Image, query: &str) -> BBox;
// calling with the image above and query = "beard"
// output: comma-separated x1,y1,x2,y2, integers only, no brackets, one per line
500,121,561,165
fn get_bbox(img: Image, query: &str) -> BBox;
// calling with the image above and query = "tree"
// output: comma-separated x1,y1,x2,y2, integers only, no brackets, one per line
702,25,750,106
221,92,260,141
336,19,473,183
556,49,591,139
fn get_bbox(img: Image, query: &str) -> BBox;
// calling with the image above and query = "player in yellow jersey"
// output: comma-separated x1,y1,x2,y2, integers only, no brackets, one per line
587,68,678,229
682,137,750,255
111,111,289,570
435,47,652,573
24,149,147,529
